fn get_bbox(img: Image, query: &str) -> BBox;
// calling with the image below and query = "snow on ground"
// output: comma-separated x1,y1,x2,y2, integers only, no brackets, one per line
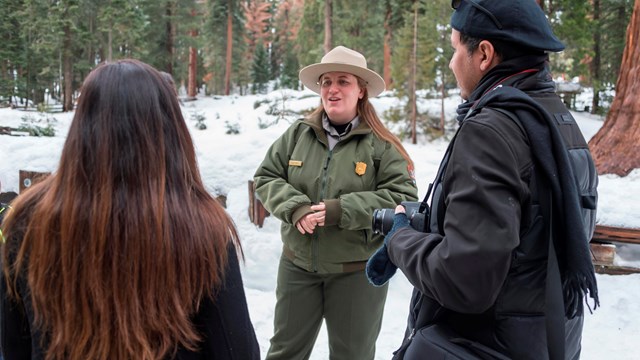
0,89,638,359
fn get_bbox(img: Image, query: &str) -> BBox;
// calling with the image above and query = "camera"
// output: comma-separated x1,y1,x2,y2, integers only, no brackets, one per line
371,201,429,236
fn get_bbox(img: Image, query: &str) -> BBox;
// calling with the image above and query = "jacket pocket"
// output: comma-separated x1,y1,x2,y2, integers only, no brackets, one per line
403,324,510,360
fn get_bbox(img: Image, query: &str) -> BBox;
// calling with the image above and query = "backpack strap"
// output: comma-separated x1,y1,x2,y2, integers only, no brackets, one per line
370,135,388,171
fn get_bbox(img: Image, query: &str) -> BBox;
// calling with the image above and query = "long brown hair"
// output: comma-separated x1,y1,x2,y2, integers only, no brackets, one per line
1,59,240,360
310,76,414,168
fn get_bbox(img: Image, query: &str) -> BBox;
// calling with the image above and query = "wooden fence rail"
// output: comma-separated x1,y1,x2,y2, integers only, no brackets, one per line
591,225,640,275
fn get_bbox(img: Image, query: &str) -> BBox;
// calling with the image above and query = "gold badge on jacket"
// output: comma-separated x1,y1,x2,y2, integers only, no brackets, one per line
355,162,367,176
289,160,303,167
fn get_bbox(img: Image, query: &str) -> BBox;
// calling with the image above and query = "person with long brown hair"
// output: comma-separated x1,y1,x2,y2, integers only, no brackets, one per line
254,46,418,360
0,59,259,360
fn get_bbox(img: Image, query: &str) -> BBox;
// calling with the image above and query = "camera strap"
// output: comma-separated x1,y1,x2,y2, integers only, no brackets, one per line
418,127,462,215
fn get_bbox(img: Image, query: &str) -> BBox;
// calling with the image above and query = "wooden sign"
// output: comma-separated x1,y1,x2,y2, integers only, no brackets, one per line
19,170,51,193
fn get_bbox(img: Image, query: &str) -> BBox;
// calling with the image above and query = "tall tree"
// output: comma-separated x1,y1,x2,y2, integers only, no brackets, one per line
242,0,272,93
383,1,393,86
391,0,438,95
242,0,272,57
165,1,177,74
333,0,385,73
251,41,270,94
61,0,77,111
225,0,233,95
0,0,24,105
203,0,244,94
589,0,640,176
297,0,323,73
271,0,303,89
409,3,417,144
323,0,333,53
188,6,198,98
591,0,602,114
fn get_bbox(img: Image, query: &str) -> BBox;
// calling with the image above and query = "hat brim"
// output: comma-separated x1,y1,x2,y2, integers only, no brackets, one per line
299,63,386,97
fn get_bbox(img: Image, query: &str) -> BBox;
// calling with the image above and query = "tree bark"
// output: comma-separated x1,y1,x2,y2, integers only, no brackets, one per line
165,1,176,74
323,0,333,54
383,3,392,87
591,0,601,114
188,7,198,98
62,16,73,111
410,4,417,144
588,0,640,176
107,27,113,61
224,0,233,95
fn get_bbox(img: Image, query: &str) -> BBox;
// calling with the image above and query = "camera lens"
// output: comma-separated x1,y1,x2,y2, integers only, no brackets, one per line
372,208,395,235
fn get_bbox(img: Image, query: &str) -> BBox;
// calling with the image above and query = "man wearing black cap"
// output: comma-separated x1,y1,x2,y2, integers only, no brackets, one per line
366,0,599,359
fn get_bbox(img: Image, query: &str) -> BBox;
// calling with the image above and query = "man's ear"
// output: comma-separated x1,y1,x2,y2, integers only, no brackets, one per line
478,40,499,72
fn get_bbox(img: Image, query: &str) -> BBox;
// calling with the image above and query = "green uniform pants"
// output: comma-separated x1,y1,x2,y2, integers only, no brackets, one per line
266,256,389,360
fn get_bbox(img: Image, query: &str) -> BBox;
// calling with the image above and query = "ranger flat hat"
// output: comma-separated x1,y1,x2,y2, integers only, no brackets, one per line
299,46,386,97
450,0,565,52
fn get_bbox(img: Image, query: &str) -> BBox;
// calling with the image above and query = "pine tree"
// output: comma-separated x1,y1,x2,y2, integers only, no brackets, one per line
332,0,385,74
391,0,438,96
0,0,25,105
251,42,271,94
271,0,303,89
203,0,245,95
296,0,324,70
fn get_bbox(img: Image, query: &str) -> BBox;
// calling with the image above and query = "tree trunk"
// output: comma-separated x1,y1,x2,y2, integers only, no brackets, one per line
440,81,445,132
588,0,640,176
591,0,601,114
383,3,392,87
107,27,113,61
410,4,417,144
323,0,333,54
188,6,198,98
165,1,176,74
188,45,197,97
224,0,233,95
62,15,73,112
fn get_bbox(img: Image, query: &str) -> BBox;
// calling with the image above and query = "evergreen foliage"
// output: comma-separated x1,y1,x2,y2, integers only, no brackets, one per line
0,0,632,120
251,42,271,94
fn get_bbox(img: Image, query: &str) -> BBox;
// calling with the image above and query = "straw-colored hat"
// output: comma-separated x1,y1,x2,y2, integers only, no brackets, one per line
299,46,386,97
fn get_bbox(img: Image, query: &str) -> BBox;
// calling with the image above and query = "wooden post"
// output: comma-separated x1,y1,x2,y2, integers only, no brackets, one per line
19,170,51,193
248,180,269,227
216,194,227,209
590,242,615,266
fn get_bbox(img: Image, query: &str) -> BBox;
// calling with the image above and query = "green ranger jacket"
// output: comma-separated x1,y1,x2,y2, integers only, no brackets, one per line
254,114,418,273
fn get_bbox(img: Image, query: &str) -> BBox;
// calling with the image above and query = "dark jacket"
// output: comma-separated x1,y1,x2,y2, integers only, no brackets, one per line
387,56,597,359
1,243,260,360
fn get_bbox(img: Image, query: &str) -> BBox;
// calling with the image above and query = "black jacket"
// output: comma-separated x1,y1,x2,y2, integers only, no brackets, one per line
1,243,260,360
388,56,597,359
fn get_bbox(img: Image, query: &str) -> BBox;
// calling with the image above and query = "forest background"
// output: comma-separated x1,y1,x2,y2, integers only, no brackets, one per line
0,0,634,120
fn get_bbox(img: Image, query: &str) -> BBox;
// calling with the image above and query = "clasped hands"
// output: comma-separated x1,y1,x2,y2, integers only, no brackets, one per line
295,202,326,234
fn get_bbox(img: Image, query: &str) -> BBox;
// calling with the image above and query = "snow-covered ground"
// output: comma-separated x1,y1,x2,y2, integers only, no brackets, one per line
1,88,638,359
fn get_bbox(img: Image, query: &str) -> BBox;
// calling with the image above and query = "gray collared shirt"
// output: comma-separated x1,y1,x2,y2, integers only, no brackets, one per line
322,115,361,150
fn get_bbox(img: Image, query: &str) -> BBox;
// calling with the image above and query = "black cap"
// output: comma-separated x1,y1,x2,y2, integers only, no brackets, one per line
450,0,565,52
